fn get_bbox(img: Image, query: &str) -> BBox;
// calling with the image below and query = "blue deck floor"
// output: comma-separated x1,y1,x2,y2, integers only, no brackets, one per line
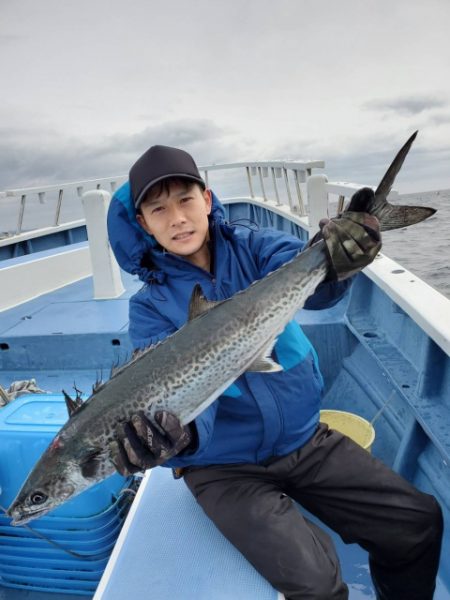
0,272,140,395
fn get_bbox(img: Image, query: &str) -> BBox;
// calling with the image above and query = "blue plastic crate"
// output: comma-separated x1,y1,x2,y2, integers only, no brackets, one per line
0,543,114,561
0,572,98,593
3,563,104,582
0,488,130,530
0,548,110,570
0,394,127,518
0,509,124,540
0,579,95,596
0,522,122,551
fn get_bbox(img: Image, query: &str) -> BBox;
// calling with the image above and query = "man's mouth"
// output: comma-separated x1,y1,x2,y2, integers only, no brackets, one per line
172,231,194,241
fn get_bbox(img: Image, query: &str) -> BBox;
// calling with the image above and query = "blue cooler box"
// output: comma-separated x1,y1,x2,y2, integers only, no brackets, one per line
0,394,127,518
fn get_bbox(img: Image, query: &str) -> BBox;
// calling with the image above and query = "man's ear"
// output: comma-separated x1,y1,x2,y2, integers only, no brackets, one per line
136,213,153,235
203,188,212,215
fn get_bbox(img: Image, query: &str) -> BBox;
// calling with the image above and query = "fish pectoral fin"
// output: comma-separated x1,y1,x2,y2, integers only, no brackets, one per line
247,342,283,373
188,284,221,320
80,448,104,479
247,356,283,373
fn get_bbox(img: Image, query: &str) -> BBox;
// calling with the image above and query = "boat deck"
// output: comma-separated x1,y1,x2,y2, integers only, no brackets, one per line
0,271,140,394
1,265,449,598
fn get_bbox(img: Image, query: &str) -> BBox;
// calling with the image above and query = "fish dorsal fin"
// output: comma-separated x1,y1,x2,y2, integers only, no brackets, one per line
62,387,84,418
188,284,220,320
246,341,283,373
110,358,122,379
92,371,104,393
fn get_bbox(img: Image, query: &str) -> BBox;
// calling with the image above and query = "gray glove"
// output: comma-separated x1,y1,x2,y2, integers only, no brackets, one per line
308,187,382,281
109,410,195,476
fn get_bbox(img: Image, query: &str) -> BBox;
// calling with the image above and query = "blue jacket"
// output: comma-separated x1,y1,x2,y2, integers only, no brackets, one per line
107,183,351,467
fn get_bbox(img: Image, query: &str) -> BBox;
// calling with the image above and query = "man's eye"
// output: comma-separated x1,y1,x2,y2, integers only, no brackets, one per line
151,206,164,214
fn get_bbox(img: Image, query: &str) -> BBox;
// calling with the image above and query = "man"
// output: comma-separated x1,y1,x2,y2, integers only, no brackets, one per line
107,145,442,599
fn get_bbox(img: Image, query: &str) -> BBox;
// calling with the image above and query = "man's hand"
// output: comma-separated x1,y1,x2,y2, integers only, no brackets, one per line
308,187,382,281
109,410,195,476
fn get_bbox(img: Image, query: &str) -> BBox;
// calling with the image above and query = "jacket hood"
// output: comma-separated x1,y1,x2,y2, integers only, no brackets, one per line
107,181,226,283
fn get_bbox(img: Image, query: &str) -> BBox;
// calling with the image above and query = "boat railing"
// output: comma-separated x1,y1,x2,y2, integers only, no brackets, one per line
0,160,327,243
5,163,444,354
0,176,127,243
1,158,406,250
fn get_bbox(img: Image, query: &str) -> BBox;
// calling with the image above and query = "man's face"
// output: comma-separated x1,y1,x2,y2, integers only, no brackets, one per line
137,181,212,264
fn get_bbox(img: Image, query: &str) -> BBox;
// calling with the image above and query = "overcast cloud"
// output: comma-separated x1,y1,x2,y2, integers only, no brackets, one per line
1,0,450,193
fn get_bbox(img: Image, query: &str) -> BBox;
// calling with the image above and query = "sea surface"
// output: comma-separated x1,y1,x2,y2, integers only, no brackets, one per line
379,189,450,300
325,189,449,300
1,188,449,299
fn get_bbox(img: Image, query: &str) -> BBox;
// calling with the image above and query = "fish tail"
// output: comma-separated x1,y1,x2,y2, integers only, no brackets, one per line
346,131,436,231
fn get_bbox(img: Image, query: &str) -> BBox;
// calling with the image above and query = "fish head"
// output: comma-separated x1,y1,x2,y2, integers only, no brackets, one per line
6,433,106,525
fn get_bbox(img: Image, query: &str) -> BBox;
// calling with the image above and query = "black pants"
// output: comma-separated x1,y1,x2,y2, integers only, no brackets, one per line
184,424,443,600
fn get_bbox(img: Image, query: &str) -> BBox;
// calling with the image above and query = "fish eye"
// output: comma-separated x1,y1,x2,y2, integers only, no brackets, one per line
30,492,48,505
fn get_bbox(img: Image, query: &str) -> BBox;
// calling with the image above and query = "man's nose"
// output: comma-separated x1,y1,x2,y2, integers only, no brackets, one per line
168,204,186,225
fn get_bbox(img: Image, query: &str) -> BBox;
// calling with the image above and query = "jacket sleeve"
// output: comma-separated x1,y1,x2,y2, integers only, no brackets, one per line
128,289,219,464
249,227,352,310
128,289,175,350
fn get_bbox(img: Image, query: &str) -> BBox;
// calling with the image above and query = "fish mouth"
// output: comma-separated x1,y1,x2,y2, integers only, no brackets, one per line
9,507,50,526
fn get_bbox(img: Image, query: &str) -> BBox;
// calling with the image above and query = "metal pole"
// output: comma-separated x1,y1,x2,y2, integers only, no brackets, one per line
16,194,26,234
283,168,295,212
246,166,255,198
307,174,329,233
293,170,306,216
271,168,281,205
54,189,64,226
258,167,267,201
337,195,345,216
82,190,125,299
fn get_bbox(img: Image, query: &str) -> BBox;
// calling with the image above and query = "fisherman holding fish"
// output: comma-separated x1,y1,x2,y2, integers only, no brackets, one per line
7,141,442,598
104,144,443,599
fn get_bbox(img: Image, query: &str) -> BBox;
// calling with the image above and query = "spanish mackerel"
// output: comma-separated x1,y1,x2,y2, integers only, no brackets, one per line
7,132,435,525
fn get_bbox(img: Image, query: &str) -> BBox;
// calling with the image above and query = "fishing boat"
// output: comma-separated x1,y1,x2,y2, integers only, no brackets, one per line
0,155,449,599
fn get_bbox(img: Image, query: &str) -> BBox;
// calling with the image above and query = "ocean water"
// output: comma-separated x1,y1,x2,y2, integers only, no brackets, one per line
380,189,450,300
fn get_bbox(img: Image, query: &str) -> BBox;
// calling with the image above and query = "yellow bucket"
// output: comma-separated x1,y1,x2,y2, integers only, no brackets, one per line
320,410,375,452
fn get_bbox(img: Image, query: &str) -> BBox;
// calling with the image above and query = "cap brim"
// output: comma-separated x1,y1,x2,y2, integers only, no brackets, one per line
135,174,205,209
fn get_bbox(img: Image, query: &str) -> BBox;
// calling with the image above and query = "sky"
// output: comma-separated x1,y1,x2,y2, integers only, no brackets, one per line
1,0,450,193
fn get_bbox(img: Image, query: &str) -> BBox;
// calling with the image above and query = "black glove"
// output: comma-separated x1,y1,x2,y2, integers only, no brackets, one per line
308,187,382,281
109,410,196,476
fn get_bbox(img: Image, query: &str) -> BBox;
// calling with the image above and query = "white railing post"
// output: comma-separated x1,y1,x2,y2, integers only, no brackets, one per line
82,190,125,299
306,174,329,234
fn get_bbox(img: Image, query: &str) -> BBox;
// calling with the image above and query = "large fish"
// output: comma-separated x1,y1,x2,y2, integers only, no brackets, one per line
7,132,435,525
